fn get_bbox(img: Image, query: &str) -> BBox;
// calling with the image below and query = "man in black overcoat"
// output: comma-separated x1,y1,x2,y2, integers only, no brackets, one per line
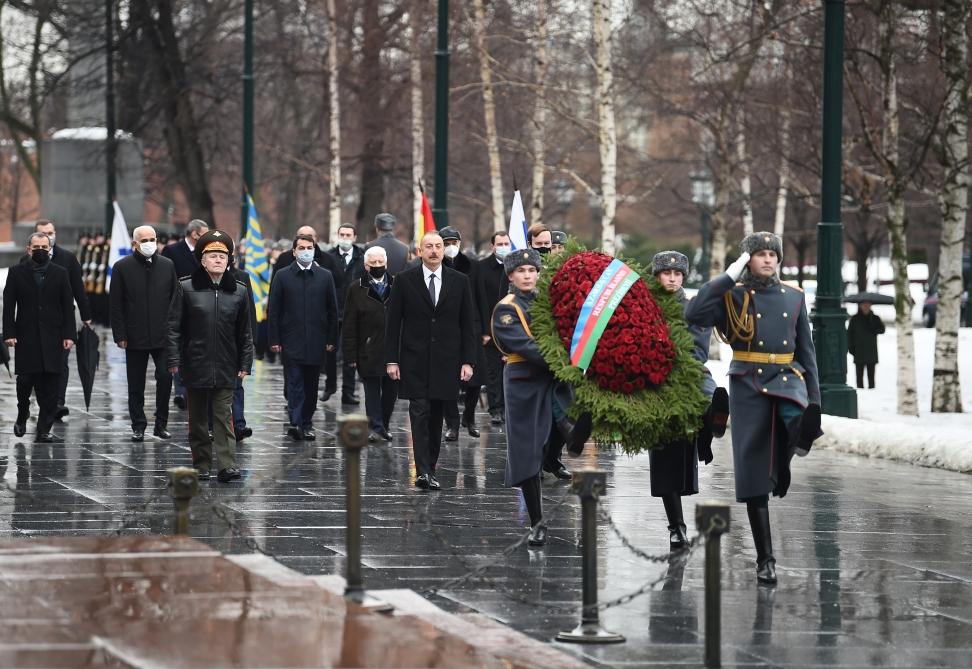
385,232,476,491
109,225,180,441
34,220,92,420
162,218,209,409
327,223,365,405
3,232,77,442
476,231,512,424
365,213,409,277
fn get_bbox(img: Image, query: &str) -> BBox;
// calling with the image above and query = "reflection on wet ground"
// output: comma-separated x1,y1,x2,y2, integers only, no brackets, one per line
2,329,972,667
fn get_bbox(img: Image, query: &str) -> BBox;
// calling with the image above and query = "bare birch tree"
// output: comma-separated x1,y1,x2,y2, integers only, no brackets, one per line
735,108,754,235
326,0,341,243
409,0,425,239
470,0,504,232
593,0,617,254
931,0,969,413
773,59,791,237
530,0,549,227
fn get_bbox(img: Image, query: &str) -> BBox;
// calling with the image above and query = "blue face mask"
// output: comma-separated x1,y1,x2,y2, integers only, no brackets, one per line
295,249,315,265
494,246,511,258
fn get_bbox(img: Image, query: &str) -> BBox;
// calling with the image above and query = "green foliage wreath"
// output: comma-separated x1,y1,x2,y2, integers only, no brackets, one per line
529,239,709,454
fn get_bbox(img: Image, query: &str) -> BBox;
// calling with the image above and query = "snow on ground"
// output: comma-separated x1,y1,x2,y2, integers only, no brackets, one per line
706,325,972,474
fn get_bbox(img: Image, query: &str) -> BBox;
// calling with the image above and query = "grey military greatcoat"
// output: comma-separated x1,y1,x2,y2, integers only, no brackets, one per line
684,273,820,500
491,290,562,487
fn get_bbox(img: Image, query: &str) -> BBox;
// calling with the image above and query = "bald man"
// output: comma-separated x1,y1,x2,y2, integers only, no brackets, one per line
271,225,342,400
109,225,180,441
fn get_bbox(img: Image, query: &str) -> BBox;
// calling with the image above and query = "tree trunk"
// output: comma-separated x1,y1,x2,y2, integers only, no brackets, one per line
593,0,617,254
880,2,918,416
471,0,505,233
326,0,342,244
931,0,968,413
409,0,425,245
708,145,733,278
773,105,790,237
530,0,549,227
355,0,385,228
736,108,754,236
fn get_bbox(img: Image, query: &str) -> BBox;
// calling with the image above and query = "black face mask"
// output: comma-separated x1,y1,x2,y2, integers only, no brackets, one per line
534,246,551,255
368,266,386,279
31,249,50,264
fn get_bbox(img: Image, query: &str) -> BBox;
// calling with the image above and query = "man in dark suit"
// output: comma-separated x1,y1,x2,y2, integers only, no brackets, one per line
477,231,512,424
34,220,92,421
109,225,180,441
268,234,338,441
3,232,77,442
327,223,365,405
385,232,476,491
365,213,409,276
162,219,208,409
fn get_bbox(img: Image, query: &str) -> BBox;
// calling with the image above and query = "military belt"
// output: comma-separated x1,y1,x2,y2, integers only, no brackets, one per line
732,351,794,364
505,353,526,364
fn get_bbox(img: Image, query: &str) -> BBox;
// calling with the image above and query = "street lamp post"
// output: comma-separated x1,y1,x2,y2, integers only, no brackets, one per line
812,0,857,418
690,170,714,283
432,0,449,229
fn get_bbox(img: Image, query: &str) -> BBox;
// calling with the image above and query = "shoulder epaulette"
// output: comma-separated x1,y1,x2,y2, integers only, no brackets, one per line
781,281,804,292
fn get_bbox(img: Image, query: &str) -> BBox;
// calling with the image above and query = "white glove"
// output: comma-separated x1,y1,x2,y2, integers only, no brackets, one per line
725,251,751,282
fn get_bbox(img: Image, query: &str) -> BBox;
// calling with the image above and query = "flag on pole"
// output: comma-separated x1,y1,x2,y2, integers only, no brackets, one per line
508,189,528,250
416,183,436,246
106,201,131,290
243,193,271,322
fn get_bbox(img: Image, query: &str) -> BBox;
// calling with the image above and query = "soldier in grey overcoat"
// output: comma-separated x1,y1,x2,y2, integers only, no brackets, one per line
491,248,583,548
648,251,729,549
685,232,822,585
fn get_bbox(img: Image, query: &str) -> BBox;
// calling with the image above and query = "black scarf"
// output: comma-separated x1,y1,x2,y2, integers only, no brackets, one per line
32,259,51,286
741,269,781,291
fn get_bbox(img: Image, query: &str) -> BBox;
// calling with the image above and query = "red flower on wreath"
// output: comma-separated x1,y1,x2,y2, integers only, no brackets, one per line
549,251,676,393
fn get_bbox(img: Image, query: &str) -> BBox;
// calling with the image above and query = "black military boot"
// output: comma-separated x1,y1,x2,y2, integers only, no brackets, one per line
747,504,777,585
662,493,689,550
557,412,593,457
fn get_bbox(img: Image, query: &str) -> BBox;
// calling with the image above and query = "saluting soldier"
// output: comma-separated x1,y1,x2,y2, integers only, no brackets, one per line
684,232,822,585
649,251,729,549
491,248,590,548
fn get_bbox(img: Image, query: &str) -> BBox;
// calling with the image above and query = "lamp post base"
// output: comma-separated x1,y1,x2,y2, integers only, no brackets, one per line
555,624,625,644
820,382,858,418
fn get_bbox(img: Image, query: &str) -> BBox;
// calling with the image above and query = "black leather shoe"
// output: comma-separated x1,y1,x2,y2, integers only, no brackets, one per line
415,474,430,489
548,466,571,480
341,395,359,406
669,523,689,550
173,396,187,410
217,467,242,483
427,473,441,490
378,429,393,442
54,405,69,421
302,427,316,441
131,430,144,443
319,390,334,402
489,411,504,425
153,427,172,439
36,432,59,443
235,426,252,441
368,432,381,443
708,387,730,438
528,523,548,546
287,426,303,441
13,421,26,438
466,423,481,438
757,557,777,585
443,429,459,442
196,469,211,481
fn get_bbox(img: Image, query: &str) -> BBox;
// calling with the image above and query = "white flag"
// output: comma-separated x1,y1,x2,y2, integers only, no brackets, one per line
106,201,132,290
508,189,528,250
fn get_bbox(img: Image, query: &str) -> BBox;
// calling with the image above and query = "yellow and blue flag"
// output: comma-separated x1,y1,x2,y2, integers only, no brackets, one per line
243,194,270,322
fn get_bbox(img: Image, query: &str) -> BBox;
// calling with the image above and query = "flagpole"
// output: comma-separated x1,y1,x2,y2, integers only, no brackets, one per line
432,0,449,230
241,0,254,240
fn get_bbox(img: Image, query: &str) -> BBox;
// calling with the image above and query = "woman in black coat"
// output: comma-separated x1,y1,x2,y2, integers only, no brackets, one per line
3,234,76,440
343,247,397,441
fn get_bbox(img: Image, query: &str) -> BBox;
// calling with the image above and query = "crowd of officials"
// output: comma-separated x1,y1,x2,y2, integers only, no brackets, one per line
4,214,829,583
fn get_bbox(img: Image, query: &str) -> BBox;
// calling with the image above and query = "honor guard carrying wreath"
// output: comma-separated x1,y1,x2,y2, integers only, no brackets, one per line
685,232,822,584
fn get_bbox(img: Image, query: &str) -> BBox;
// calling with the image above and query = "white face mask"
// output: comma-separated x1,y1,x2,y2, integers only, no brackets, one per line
443,245,460,259
337,239,353,251
494,246,511,258
46,233,56,246
139,241,156,257
295,249,315,265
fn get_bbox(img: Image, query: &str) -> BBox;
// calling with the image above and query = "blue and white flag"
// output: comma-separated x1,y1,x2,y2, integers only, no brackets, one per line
106,201,131,290
508,189,528,250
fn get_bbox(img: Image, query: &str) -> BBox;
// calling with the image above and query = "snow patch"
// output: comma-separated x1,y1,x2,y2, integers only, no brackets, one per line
51,127,133,141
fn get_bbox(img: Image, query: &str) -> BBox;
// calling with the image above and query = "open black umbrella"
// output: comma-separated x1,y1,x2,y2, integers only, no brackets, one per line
0,340,10,377
844,291,894,305
75,325,100,410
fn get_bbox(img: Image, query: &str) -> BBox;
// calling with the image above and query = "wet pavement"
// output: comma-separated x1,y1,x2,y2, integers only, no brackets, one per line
2,327,972,668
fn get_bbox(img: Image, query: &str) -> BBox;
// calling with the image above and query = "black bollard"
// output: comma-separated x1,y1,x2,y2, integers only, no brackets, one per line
696,500,730,668
556,469,625,644
167,467,199,535
338,414,393,612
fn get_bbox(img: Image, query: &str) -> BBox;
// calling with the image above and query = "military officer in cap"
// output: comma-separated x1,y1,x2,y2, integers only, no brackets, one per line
366,213,409,276
167,229,254,483
649,251,729,549
492,248,591,547
685,232,822,584
550,230,567,254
